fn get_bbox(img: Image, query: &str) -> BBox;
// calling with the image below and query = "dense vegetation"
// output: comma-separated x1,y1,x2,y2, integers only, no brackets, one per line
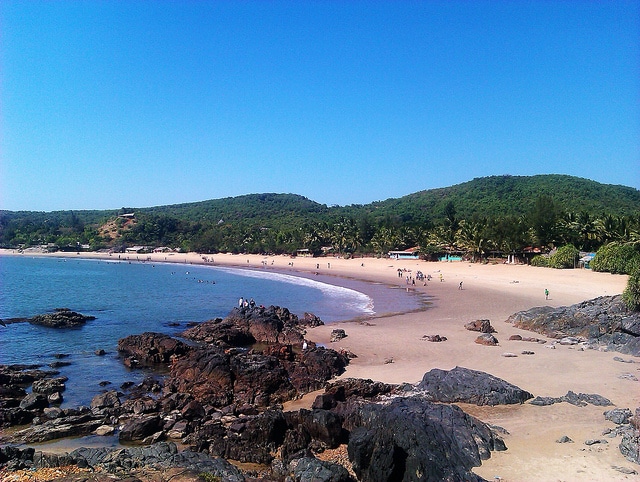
1,175,639,263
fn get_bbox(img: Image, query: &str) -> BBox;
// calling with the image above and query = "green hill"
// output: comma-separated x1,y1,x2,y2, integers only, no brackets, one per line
1,175,638,254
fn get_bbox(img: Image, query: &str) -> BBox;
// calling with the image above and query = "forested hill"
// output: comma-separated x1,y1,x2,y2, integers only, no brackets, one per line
1,174,639,253
354,175,640,225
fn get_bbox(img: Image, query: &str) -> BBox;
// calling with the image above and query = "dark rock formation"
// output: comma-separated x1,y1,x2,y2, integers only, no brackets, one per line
529,391,613,407
117,332,191,366
347,396,505,482
465,319,496,333
164,341,347,409
330,329,347,342
619,407,640,465
119,414,163,442
181,305,306,347
417,366,533,406
292,457,355,482
28,309,96,328
1,442,245,481
506,295,640,356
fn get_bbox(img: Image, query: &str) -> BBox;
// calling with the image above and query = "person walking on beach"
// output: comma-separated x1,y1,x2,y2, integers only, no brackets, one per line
545,288,549,300
459,281,463,290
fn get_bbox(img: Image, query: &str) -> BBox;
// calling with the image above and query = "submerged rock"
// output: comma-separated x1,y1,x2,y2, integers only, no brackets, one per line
28,309,95,328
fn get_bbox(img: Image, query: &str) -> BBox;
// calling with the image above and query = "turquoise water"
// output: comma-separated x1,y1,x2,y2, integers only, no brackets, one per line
0,255,426,406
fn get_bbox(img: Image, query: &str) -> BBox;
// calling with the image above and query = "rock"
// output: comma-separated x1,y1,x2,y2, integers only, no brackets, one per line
417,366,533,406
330,329,347,342
613,356,635,363
95,425,115,436
521,350,535,355
66,442,246,481
32,376,67,395
119,414,163,442
530,391,612,407
117,332,191,366
95,349,106,356
182,305,305,347
292,456,355,482
502,352,518,357
556,435,574,443
604,408,633,425
90,390,121,413
28,309,95,328
47,392,63,404
422,334,447,342
509,334,523,340
559,336,583,345
465,319,496,333
302,312,325,327
506,295,640,356
475,333,499,346
585,439,608,445
612,465,638,475
347,396,504,482
19,393,48,410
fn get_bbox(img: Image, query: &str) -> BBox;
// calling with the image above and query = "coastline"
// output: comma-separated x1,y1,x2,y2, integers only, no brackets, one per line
1,249,638,481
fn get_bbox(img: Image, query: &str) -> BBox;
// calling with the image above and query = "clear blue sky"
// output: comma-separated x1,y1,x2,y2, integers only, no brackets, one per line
1,1,638,212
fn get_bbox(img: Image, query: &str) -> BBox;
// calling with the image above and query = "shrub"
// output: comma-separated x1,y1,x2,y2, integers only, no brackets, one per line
622,268,640,311
548,244,579,269
591,243,640,274
531,255,548,267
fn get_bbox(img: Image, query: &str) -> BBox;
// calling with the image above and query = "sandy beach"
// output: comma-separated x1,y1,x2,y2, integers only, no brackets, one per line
2,249,637,481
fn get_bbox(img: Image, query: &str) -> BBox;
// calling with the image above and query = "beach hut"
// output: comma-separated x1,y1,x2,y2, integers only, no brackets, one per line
388,248,420,260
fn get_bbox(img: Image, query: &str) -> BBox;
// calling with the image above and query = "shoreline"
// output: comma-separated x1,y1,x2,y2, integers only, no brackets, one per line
2,249,638,480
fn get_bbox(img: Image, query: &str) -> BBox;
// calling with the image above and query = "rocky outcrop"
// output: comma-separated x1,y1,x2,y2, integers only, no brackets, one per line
28,309,96,328
529,391,612,407
417,366,534,406
165,343,348,408
506,295,640,356
0,442,246,481
117,332,192,367
181,305,306,347
347,396,505,482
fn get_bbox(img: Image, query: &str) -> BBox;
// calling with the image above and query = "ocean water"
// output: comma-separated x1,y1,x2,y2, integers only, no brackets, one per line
0,255,427,407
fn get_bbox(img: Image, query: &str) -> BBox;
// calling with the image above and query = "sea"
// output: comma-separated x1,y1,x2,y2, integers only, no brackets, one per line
0,255,427,408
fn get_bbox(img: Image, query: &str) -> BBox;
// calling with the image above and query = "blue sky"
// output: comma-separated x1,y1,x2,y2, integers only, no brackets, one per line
1,1,638,212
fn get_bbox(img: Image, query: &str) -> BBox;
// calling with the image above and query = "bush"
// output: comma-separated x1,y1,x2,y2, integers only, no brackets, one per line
531,255,548,267
591,243,640,274
548,244,579,269
622,268,640,311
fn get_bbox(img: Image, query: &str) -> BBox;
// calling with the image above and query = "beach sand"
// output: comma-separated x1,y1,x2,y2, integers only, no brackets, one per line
3,249,638,481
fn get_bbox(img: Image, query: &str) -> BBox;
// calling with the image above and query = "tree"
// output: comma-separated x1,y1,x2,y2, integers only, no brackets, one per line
528,195,561,248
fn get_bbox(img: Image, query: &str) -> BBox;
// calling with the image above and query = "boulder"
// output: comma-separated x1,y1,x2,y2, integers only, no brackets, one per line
118,414,163,442
465,319,496,333
417,366,533,406
475,333,499,346
90,390,121,413
19,393,48,411
330,329,347,342
347,396,505,482
117,332,191,366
